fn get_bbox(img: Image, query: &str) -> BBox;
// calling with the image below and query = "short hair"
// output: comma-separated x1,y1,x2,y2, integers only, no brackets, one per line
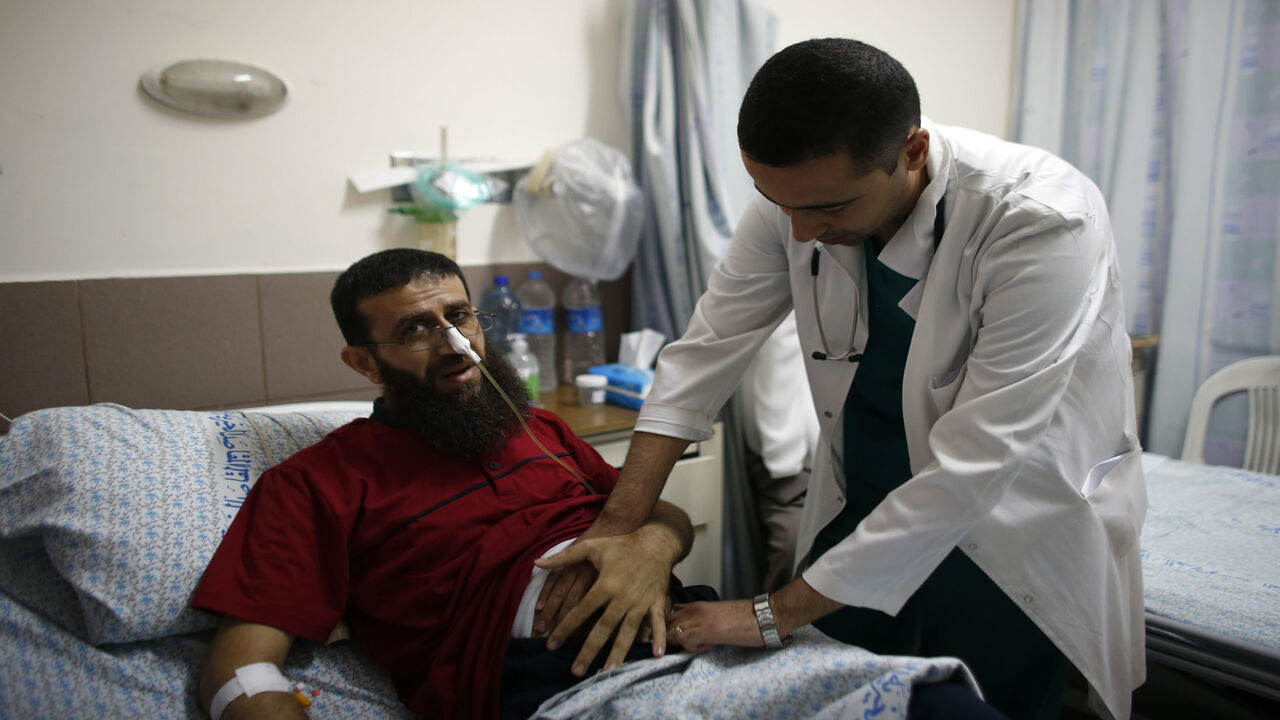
738,38,920,174
330,248,470,345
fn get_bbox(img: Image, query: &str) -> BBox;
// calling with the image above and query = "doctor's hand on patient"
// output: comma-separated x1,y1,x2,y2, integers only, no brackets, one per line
664,598,761,652
666,577,843,653
533,500,692,676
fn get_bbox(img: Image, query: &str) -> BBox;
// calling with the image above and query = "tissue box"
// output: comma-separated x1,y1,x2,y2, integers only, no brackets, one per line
588,364,653,410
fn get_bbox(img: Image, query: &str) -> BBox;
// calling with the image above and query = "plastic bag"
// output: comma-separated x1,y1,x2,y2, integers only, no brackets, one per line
514,138,643,281
412,163,493,210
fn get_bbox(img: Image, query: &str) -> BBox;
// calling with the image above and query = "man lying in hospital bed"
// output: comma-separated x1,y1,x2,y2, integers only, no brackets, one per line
195,248,700,719
192,249,1002,720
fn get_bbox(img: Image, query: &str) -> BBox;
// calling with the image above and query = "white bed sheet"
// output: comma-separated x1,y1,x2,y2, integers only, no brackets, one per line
0,588,414,719
533,627,976,720
1140,454,1280,652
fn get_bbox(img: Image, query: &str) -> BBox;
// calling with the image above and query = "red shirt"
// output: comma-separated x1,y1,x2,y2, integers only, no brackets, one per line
191,407,619,719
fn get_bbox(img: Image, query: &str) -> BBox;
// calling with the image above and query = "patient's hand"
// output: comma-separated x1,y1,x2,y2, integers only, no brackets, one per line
534,522,682,676
665,599,761,652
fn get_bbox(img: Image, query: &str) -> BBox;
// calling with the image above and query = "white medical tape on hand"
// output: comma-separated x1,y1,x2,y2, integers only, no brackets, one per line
209,662,293,720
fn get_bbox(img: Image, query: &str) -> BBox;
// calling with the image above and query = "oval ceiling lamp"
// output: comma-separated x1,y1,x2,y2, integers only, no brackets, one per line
140,59,287,119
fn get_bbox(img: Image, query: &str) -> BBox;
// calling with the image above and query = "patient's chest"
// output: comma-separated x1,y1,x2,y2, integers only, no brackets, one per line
329,419,602,621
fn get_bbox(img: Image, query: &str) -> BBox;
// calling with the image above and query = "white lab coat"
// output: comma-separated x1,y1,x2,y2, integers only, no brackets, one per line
636,120,1146,720
739,312,819,481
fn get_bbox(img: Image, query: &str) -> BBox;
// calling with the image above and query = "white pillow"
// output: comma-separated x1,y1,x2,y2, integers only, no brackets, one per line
0,403,366,644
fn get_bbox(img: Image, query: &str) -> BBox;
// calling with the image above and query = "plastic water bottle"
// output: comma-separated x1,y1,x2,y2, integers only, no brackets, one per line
562,277,606,381
506,333,541,402
516,271,558,391
478,275,522,356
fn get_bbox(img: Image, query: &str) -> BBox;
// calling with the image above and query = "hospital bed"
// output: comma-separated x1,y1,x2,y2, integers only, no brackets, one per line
0,402,975,719
1138,454,1280,705
0,402,415,718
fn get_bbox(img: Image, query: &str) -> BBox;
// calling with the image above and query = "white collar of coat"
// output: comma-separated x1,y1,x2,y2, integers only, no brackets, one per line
878,117,952,319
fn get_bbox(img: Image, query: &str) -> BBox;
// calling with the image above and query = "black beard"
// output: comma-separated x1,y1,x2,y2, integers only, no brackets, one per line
376,350,532,457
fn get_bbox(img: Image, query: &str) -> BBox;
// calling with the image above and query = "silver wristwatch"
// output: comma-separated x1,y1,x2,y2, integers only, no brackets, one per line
753,593,786,649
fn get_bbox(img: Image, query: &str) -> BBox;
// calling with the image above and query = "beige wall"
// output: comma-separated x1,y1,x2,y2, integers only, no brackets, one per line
758,0,1016,137
0,0,625,280
0,0,1015,283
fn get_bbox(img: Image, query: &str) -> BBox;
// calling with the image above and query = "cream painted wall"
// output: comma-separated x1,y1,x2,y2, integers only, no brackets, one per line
0,0,1015,282
757,0,1017,137
0,0,623,280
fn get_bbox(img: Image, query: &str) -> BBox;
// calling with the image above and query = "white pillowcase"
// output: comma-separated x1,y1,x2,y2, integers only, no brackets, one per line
0,403,365,645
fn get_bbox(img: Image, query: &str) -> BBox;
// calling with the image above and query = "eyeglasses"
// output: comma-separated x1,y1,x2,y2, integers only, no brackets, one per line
361,310,495,353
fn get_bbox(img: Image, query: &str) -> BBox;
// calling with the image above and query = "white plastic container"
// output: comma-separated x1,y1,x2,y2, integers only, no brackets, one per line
575,373,608,408
506,333,541,402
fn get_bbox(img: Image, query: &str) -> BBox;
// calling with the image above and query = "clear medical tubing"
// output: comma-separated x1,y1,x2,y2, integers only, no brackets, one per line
444,325,593,493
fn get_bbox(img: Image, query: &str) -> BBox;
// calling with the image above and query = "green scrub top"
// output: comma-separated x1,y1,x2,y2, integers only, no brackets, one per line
811,236,917,555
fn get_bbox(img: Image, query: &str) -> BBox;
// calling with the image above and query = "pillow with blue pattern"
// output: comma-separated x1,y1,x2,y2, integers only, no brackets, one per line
0,403,363,644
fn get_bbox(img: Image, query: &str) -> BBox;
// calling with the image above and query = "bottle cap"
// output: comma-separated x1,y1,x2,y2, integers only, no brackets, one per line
574,373,608,388
494,275,509,285
527,270,542,279
575,373,608,408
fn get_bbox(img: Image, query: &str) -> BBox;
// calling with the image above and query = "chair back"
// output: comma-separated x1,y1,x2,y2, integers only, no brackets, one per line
1181,356,1280,473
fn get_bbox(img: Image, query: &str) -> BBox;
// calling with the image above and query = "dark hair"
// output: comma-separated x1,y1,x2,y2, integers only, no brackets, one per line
330,248,470,345
738,38,920,173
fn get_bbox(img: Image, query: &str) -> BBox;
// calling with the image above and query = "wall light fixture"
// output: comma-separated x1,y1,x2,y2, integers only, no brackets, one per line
140,59,287,119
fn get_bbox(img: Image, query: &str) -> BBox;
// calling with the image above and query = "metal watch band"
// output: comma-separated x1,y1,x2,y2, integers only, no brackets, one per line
753,593,785,649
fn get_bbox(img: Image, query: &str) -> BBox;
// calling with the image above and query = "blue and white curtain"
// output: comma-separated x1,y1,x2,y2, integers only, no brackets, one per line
1013,0,1280,462
621,0,777,596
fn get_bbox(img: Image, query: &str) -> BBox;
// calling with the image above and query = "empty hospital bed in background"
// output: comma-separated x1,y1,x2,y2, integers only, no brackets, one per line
1138,453,1280,715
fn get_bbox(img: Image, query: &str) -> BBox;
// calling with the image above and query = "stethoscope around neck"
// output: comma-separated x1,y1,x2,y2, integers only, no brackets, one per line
810,193,947,362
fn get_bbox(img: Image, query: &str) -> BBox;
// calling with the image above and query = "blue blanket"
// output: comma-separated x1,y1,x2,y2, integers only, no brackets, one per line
533,627,977,720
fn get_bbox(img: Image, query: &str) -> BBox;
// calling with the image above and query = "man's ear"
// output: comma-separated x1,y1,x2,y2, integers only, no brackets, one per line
341,346,383,385
903,127,930,172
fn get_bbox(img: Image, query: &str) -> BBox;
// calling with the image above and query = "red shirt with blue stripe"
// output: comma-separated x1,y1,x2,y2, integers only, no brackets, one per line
192,404,619,719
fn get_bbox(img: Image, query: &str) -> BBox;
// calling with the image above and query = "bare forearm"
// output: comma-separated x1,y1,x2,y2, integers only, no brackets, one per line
665,576,845,652
200,619,305,720
769,576,844,638
591,432,691,536
645,499,696,561
533,433,695,656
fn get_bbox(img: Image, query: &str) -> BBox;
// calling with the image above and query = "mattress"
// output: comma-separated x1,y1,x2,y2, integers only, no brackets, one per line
1139,454,1280,699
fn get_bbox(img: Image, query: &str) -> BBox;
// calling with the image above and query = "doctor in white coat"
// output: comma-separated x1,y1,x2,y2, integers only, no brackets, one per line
537,38,1146,720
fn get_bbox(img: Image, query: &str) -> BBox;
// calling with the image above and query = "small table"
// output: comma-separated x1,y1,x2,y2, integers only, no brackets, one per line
537,384,639,437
